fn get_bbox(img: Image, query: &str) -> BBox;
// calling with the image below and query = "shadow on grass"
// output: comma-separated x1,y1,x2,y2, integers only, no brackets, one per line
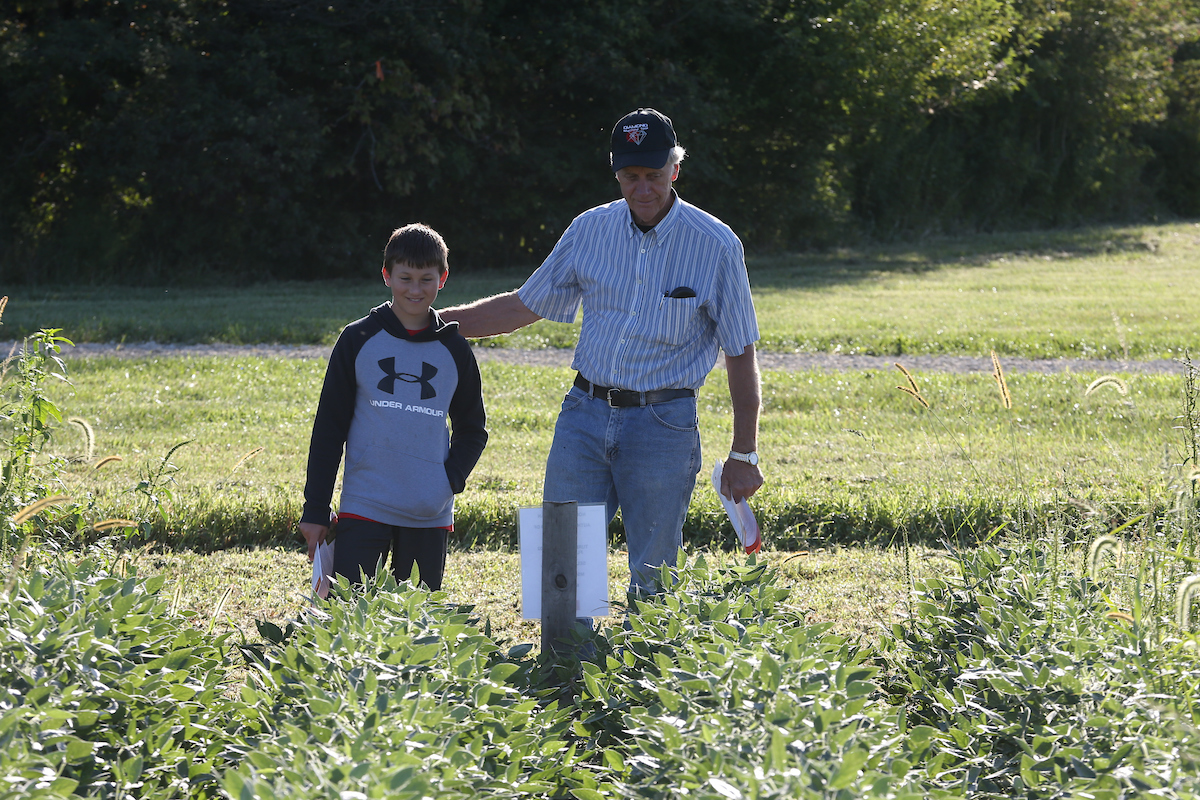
746,224,1164,290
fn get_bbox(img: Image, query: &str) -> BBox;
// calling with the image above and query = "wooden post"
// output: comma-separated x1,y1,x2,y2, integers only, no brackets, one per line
541,500,577,655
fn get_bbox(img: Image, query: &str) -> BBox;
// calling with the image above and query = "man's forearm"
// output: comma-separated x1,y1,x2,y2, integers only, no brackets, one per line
721,344,763,503
440,291,542,338
726,344,761,452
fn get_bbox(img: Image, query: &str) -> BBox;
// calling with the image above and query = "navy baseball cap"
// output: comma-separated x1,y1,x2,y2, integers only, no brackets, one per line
610,108,679,171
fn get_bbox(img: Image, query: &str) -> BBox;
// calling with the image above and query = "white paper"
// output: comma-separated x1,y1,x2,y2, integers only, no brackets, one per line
311,540,335,599
711,460,762,554
519,503,610,619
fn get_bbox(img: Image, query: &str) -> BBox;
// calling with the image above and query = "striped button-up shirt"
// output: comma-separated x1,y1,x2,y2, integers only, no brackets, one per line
517,193,759,391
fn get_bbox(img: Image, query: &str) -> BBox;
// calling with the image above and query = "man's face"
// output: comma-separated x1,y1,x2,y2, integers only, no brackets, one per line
616,162,679,227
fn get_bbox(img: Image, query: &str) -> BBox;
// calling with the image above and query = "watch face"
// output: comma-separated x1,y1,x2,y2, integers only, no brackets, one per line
748,452,759,466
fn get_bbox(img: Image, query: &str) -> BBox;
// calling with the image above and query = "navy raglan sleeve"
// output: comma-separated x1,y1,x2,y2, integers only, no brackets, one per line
444,336,488,494
301,326,362,525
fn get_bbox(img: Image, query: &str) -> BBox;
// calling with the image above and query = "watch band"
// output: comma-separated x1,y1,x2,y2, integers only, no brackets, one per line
728,449,759,466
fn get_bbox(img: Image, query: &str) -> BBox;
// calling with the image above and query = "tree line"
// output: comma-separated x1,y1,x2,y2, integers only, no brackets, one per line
1,0,1197,284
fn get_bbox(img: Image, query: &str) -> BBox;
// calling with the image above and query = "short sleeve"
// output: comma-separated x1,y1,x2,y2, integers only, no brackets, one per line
711,237,760,356
516,223,584,324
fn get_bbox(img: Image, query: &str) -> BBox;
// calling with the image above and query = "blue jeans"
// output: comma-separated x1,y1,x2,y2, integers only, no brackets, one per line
542,385,701,593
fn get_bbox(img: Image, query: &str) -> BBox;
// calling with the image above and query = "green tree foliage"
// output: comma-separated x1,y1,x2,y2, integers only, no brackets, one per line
0,0,1196,282
1145,36,1200,215
0,0,506,281
851,0,1196,232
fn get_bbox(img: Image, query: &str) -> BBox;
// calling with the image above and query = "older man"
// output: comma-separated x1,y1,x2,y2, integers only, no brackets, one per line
442,108,763,591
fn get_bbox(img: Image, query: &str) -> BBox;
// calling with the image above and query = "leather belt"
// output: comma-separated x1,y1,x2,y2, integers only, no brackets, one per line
574,373,695,408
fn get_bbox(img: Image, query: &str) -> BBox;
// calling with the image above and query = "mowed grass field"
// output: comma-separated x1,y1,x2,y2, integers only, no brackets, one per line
5,220,1200,643
5,220,1199,359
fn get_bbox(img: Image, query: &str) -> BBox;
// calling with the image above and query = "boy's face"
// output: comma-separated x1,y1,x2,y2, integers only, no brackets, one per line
384,261,444,328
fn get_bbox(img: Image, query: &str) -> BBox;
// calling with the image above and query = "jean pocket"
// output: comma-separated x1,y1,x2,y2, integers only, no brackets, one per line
648,397,698,432
560,387,585,413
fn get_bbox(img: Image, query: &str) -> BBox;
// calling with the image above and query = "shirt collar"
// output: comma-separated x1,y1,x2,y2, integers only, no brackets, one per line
623,189,682,240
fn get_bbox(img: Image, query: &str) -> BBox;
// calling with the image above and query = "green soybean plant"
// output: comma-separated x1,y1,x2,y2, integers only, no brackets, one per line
0,559,238,799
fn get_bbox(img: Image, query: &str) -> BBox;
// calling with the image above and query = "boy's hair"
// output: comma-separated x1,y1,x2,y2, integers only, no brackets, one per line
383,223,449,275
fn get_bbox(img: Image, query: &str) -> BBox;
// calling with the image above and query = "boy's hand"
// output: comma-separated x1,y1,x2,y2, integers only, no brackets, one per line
299,522,329,563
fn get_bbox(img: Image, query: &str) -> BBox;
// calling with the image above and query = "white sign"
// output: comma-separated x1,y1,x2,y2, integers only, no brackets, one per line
519,503,610,619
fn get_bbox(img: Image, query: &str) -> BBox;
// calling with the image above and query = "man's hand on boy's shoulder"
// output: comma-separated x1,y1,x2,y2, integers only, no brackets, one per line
299,522,328,563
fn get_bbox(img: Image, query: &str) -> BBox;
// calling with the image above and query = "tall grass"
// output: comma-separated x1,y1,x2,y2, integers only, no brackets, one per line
889,346,1200,660
27,355,1189,552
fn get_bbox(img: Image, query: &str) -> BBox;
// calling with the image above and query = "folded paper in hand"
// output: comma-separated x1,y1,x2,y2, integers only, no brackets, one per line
311,540,335,599
711,460,761,554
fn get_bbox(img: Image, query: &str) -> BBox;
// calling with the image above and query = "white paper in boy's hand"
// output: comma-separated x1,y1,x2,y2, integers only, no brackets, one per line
311,541,335,599
712,460,762,554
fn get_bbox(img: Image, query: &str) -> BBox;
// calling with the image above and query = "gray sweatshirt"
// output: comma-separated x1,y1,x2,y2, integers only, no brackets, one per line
301,304,488,528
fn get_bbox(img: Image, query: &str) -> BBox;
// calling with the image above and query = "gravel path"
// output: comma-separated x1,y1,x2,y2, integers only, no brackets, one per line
9,340,1189,375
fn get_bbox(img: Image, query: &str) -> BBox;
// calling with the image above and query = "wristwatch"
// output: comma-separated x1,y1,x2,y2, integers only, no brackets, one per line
728,449,759,466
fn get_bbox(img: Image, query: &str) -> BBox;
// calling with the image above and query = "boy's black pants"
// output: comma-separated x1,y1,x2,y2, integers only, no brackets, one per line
332,516,448,591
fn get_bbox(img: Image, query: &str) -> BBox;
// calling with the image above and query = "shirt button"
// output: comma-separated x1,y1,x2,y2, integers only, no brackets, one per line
640,249,646,254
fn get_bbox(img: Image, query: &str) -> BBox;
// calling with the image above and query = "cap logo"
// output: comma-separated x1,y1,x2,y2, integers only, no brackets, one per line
624,123,649,145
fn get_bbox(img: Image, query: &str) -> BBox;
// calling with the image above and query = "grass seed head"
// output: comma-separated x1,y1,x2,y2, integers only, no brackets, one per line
894,362,919,394
894,363,929,408
10,495,71,524
94,455,123,469
93,518,138,533
1085,375,1129,397
231,446,265,473
1065,497,1098,516
68,417,95,460
1087,534,1120,580
0,341,15,382
896,385,930,408
1176,574,1200,630
990,350,1012,409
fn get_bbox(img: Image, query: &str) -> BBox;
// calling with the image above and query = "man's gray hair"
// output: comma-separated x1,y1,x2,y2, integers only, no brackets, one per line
667,146,687,167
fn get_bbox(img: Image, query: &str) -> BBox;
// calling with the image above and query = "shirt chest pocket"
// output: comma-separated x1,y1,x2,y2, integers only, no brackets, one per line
650,295,704,346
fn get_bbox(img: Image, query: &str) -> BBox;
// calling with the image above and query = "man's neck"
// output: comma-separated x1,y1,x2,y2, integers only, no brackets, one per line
630,189,677,231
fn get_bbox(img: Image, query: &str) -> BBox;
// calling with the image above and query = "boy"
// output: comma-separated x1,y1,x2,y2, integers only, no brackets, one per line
300,223,487,591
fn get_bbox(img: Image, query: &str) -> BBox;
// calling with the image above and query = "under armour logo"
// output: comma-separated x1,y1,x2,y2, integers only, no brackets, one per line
377,358,438,399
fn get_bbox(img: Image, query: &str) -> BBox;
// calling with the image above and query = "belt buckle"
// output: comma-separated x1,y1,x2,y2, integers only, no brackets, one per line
606,388,620,407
